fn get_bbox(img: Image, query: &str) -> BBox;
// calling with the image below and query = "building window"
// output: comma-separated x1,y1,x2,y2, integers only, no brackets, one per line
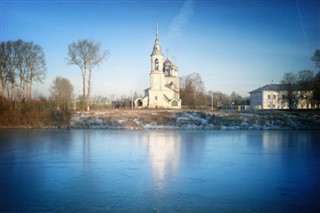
268,95,270,99
171,100,178,106
155,59,159,71
155,96,157,101
273,95,276,99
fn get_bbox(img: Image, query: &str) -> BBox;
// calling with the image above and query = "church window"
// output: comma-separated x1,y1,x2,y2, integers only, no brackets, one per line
171,100,178,106
165,68,171,76
155,59,159,71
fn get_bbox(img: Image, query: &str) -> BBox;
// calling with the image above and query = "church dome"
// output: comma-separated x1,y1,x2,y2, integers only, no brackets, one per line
164,59,172,67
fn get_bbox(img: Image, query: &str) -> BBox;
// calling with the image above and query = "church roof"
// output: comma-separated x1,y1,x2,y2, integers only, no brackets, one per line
164,84,179,93
164,59,172,66
151,44,163,55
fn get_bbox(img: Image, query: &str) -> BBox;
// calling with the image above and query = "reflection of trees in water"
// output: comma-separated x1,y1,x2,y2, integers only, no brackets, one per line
145,131,181,191
261,131,313,152
261,131,319,160
83,130,91,170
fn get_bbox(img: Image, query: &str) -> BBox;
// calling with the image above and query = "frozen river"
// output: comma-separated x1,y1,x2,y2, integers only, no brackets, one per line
0,129,319,212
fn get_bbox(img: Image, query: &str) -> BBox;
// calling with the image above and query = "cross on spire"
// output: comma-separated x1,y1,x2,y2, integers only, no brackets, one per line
165,48,169,59
172,55,177,65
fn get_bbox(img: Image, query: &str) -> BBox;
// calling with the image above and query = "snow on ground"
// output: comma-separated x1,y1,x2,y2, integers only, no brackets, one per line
70,110,320,130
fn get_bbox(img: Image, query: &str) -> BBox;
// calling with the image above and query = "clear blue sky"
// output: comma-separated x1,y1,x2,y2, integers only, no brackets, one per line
1,0,320,98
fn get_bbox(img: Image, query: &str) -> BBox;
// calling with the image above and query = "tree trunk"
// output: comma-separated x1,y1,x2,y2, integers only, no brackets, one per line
11,81,15,102
81,68,86,110
87,68,92,111
0,77,5,104
29,79,32,100
19,77,23,101
26,81,30,100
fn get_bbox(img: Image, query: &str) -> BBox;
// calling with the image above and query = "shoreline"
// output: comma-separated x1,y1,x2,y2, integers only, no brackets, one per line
69,109,320,130
1,109,320,130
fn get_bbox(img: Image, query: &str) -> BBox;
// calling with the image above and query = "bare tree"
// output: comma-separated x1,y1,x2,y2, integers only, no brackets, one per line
311,50,320,108
180,72,206,108
0,42,7,104
297,70,314,89
25,42,46,100
208,91,230,108
230,91,242,105
281,72,297,110
5,41,17,102
0,40,46,105
207,91,229,109
49,76,74,110
311,49,320,70
313,71,320,108
13,40,28,101
66,39,109,111
296,70,314,108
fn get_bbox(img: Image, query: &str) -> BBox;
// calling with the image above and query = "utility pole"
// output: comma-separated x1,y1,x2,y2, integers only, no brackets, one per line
211,91,213,110
131,90,134,110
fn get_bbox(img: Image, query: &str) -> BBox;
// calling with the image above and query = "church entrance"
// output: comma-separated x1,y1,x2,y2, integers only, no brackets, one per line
136,99,143,107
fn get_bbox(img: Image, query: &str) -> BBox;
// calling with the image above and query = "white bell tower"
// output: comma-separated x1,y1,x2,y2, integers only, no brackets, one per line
150,20,164,90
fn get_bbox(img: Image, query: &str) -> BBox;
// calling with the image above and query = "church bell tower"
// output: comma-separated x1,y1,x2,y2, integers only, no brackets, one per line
150,20,164,90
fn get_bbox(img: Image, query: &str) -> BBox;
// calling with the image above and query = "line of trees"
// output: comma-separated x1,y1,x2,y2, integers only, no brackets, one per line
180,49,320,110
0,39,78,127
180,72,248,109
0,40,46,106
1,38,319,114
1,38,109,113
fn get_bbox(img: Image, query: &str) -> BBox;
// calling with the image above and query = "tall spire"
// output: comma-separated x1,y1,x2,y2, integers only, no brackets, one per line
156,18,159,39
151,18,163,56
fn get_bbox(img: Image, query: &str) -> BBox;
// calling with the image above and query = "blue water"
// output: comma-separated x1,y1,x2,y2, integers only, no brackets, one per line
0,129,319,212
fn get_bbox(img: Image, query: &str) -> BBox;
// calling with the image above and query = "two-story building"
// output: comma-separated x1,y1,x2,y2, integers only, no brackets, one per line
249,84,313,110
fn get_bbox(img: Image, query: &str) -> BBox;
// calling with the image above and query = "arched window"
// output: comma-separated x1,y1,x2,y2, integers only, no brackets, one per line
155,59,159,71
165,68,171,76
171,100,178,106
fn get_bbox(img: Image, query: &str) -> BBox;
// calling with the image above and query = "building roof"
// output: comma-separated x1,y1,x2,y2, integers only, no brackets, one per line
164,59,172,66
249,84,312,93
151,40,163,56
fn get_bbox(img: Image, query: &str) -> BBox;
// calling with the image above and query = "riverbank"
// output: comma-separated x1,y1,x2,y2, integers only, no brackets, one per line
1,108,319,130
70,109,320,130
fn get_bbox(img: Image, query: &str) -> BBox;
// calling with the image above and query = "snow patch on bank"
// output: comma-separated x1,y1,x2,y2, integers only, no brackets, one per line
70,110,320,130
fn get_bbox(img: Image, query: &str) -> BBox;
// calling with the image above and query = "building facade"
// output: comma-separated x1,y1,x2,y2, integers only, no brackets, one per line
249,84,313,110
135,22,181,109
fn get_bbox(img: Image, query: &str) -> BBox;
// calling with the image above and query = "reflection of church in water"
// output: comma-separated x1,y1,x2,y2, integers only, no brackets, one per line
145,132,181,191
135,22,181,109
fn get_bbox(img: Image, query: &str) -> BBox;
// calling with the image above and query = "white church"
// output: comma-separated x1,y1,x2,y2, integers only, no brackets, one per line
135,22,181,109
